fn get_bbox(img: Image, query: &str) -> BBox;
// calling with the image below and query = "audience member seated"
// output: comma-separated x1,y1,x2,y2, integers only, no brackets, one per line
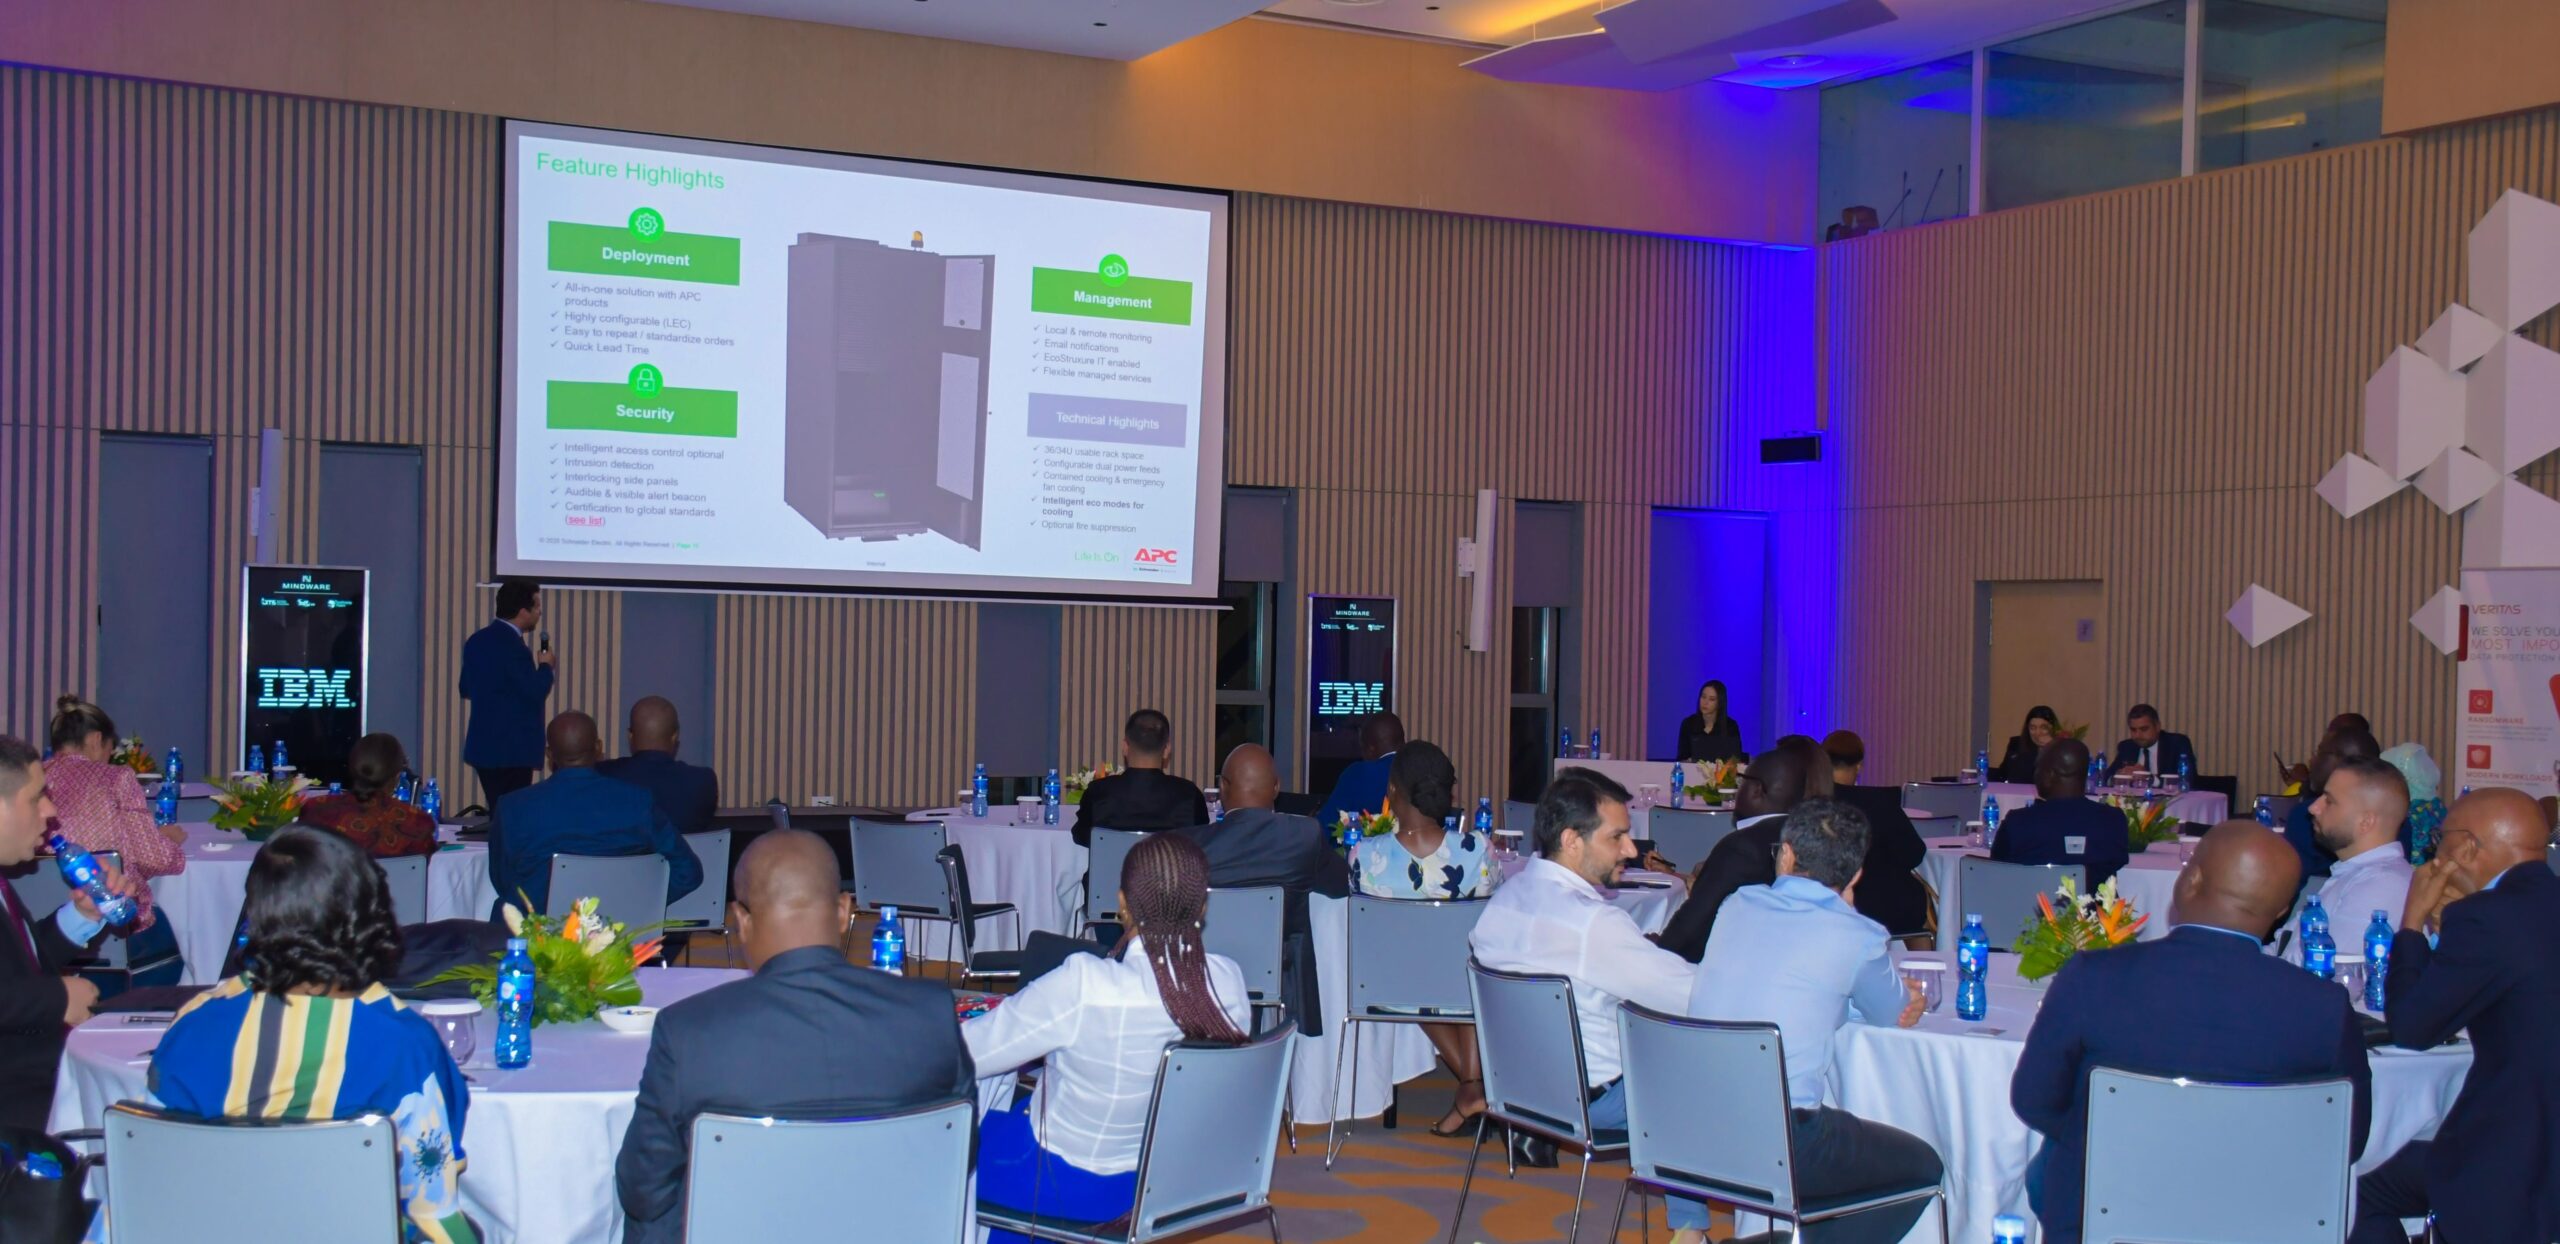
597,696,720,837
1675,799,1939,1244
2104,703,2195,780
0,736,134,1130
615,829,973,1244
2280,712,2371,794
105,827,481,1243
298,732,439,858
2379,742,2444,863
2011,822,2369,1244
2290,757,2414,964
1994,705,2059,785
2285,727,2381,886
1070,708,1210,848
1344,741,1487,1135
489,711,702,916
1654,736,1834,962
2350,788,2560,1244
1990,739,2129,886
1316,711,1404,828
1468,768,1691,1168
1173,743,1348,1038
965,833,1249,1239
1674,679,1746,765
1820,730,1930,937
42,695,185,972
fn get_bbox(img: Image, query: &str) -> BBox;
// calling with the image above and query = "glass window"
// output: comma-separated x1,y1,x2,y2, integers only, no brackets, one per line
1214,581,1274,762
1985,3,2188,211
2198,0,2385,173
1817,56,1975,240
1510,606,1553,697
1510,607,1562,802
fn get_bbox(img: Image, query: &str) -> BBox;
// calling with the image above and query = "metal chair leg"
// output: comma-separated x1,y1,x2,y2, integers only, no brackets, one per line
1265,1207,1284,1243
1608,1178,1633,1244
1935,1188,1949,1244
1325,1017,1363,1167
1567,1148,1593,1242
1445,1116,1489,1244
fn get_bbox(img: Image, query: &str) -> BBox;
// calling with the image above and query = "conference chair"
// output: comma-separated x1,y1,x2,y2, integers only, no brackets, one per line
377,854,431,929
932,844,1024,986
1957,858,2085,950
1203,886,1288,1034
1612,1004,1948,1244
1644,807,1736,872
6,849,184,986
685,1099,974,1243
664,828,734,964
978,1023,1297,1244
1082,827,1147,930
94,1103,400,1243
1503,800,1537,833
2264,794,2303,825
2081,1068,2352,1243
547,853,671,932
1452,961,1627,1244
1326,895,1487,1166
1903,781,1985,824
852,819,1016,970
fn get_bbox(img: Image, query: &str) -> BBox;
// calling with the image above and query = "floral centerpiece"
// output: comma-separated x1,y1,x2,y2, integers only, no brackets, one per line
209,773,312,840
2052,720,2091,741
2114,796,2181,851
1334,805,1395,850
109,735,156,777
1060,764,1111,805
425,897,664,1028
2013,875,2146,981
1682,759,1742,804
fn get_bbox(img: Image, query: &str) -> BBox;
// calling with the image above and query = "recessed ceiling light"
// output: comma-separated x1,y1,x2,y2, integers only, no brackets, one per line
1763,53,1825,70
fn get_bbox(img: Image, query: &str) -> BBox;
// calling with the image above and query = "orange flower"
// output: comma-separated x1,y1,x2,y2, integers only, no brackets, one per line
561,911,584,943
630,939,662,968
2036,892,2058,924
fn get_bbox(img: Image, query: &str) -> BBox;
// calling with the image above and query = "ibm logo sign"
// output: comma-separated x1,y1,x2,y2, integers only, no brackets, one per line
256,667,356,710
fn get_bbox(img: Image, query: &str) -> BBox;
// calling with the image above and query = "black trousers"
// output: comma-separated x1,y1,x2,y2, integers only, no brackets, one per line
1779,1107,1945,1244
473,765,535,809
2348,1141,2430,1244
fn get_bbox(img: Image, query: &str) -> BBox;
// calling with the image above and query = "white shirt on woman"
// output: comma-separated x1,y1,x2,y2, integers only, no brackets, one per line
963,936,1250,1174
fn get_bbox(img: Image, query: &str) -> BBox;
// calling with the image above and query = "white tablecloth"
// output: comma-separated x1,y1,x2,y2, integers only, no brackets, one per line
150,823,496,984
924,810,1090,953
1983,782,2228,827
1920,840,2183,947
1831,952,2471,1243
52,967,745,1243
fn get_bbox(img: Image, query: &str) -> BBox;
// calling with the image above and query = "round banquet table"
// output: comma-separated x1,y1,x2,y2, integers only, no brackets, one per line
1920,839,2184,947
51,966,745,1244
150,823,496,984
1829,951,2471,1244
1985,781,2228,827
911,807,1090,953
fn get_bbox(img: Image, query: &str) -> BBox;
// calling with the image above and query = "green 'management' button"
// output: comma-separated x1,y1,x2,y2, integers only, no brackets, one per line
545,381,738,437
1029,267,1194,326
547,221,741,284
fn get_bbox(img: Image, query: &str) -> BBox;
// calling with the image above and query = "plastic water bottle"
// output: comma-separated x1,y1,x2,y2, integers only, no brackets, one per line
164,746,183,788
1982,795,2003,847
1975,749,1991,783
1473,797,1494,836
2300,896,2333,978
246,744,265,777
2086,756,2105,788
1956,914,1990,1021
2363,910,2392,1011
2299,893,2328,944
495,937,535,1069
872,906,907,973
1588,728,1602,759
46,832,137,927
2255,795,2276,827
395,772,416,804
2178,753,2193,789
970,763,989,818
1669,763,1686,810
420,778,442,823
270,740,288,775
1558,728,1572,759
1042,768,1061,825
1992,1213,2031,1244
153,780,179,826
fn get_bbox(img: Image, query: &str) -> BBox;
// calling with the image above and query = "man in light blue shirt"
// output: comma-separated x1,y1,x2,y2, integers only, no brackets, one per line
1675,799,1942,1244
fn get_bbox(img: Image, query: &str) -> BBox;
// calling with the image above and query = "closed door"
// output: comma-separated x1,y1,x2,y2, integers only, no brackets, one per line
1981,581,2106,763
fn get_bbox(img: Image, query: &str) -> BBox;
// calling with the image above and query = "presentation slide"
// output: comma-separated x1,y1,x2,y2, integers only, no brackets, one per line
498,121,1228,601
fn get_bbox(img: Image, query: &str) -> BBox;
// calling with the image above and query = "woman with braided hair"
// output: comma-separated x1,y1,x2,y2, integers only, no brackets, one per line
966,832,1250,1239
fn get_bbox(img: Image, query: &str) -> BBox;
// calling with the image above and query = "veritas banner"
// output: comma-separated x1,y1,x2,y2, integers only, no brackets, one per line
2456,569,2560,799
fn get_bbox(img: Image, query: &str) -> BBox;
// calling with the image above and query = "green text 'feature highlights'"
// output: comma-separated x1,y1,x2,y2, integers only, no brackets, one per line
548,217,740,284
1031,264,1192,326
546,369,737,438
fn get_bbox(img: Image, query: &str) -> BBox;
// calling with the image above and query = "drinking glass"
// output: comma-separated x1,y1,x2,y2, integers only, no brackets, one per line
420,1001,478,1067
2334,956,2367,999
1637,783,1663,809
1964,821,1985,850
1898,961,1947,1013
2179,836,2198,864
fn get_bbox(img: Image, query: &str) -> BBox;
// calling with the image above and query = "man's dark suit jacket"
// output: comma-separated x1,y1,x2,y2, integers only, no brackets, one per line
2012,925,2370,1244
598,749,721,837
1834,784,1930,935
0,884,105,1130
458,619,554,770
613,945,976,1244
2382,863,2560,1244
2105,731,2196,779
1172,809,1350,1036
1070,767,1209,847
1990,795,2132,887
1654,814,1783,962
489,766,703,915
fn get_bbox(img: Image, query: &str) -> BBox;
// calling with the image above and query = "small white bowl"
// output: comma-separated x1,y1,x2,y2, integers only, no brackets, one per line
598,1006,659,1035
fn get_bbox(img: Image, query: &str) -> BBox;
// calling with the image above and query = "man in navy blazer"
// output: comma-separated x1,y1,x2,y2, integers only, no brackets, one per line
1316,712,1403,829
2104,702,2195,779
598,696,720,836
459,578,554,807
1172,743,1349,1036
2012,822,2370,1244
1991,738,2132,887
490,711,702,916
2350,789,2560,1244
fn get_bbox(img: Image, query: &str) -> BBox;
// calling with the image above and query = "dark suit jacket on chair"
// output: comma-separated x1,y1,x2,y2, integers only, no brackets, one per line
2106,732,2196,780
458,619,554,770
490,767,703,914
1834,784,1930,935
1172,809,1350,1036
613,945,977,1244
0,880,107,1130
1991,796,2132,887
598,749,721,837
2011,925,2371,1244
1070,768,1209,847
1654,814,1784,962
2382,863,2560,1244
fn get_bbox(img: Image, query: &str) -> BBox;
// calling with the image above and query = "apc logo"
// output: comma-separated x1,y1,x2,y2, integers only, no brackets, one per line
2469,689,2495,715
1134,548,1181,565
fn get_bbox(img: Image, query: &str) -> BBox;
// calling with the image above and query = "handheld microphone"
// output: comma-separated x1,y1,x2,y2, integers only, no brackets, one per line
539,630,552,656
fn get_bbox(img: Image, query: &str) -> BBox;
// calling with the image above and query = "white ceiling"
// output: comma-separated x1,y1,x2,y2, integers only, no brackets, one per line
635,0,1272,60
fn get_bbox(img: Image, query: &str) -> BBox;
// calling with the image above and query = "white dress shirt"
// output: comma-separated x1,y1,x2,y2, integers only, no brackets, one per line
2286,842,2416,964
1468,856,1694,1086
963,937,1249,1174
1690,875,1904,1108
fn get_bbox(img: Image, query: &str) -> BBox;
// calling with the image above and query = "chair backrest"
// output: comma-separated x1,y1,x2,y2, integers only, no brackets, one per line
104,1103,401,1242
1904,781,1985,823
666,829,733,929
1125,1024,1298,1242
1503,800,1538,833
1645,807,1736,868
2082,1068,2352,1243
1086,828,1147,921
1618,1005,1801,1216
850,819,951,914
2264,793,2302,825
1202,886,1285,1007
1959,857,2085,949
1345,896,1485,1018
685,1099,973,1243
933,845,979,958
547,853,671,928
1468,960,1597,1146
376,854,431,929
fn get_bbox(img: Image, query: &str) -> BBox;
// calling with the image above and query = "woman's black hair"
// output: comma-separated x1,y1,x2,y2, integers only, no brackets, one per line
343,733,410,802
1388,739,1459,823
48,694,118,753
2018,704,2058,739
239,827,404,995
1696,680,1730,727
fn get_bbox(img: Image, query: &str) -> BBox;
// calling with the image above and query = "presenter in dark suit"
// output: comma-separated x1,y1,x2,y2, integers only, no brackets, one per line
1674,679,1746,764
1070,709,1210,848
2104,702,2194,779
1316,712,1403,828
2350,789,2560,1244
2013,822,2370,1244
1992,738,2132,886
598,696,720,836
490,711,702,915
0,737,141,1130
1821,731,1930,937
615,829,973,1244
459,578,554,807
1174,743,1350,1037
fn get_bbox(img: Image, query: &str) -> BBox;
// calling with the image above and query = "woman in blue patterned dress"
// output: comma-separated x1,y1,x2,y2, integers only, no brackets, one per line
1346,742,1488,1135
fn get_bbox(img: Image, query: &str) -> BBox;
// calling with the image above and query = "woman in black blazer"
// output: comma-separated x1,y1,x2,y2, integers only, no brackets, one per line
1675,680,1747,764
1995,705,2060,784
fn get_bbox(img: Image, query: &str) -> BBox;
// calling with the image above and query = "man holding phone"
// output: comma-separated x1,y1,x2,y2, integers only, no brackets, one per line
461,577,556,807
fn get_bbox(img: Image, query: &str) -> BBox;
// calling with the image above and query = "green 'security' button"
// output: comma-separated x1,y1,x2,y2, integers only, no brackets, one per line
545,380,739,437
1029,266,1193,326
547,221,741,285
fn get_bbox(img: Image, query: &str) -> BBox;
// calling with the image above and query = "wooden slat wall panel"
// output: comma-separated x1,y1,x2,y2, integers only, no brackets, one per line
0,427,97,743
1059,607,1215,785
711,597,976,807
1579,503,1652,755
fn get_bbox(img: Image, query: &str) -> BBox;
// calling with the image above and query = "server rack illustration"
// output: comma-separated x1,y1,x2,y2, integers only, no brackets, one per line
783,233,993,549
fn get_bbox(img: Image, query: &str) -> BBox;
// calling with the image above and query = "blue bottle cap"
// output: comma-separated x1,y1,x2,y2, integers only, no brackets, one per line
506,937,528,952
882,905,898,920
